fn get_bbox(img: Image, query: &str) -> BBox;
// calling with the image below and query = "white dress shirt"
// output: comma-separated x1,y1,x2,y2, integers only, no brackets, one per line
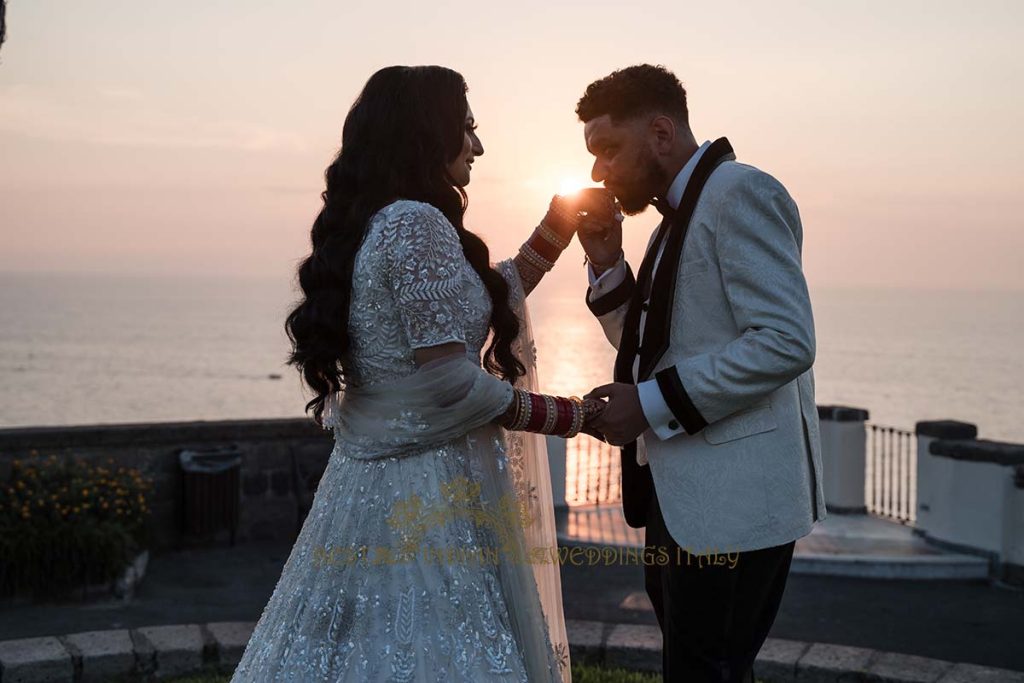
587,140,712,463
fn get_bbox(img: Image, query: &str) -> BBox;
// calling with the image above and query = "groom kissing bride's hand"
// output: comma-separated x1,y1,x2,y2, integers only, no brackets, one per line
577,211,651,447
548,186,630,444
570,184,650,447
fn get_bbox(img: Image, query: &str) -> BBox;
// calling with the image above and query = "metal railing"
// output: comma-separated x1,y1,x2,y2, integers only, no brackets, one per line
866,424,917,525
565,434,620,505
564,421,920,526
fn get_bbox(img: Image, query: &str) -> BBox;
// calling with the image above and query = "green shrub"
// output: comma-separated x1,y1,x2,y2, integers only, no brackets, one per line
0,454,154,600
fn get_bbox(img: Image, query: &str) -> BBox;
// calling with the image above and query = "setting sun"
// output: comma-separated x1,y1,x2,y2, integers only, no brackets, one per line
558,177,590,196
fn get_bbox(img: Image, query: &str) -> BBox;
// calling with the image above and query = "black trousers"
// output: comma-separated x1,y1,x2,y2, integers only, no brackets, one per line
644,487,795,683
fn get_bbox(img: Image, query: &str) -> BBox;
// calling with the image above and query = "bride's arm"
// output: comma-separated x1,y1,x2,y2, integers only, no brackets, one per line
509,190,619,297
391,201,605,438
511,197,578,297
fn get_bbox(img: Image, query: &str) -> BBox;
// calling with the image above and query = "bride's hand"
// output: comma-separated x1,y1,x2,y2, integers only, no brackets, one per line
579,398,609,441
544,188,618,240
556,188,617,221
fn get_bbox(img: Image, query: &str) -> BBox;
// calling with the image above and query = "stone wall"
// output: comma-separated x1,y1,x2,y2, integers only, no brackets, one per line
0,419,334,553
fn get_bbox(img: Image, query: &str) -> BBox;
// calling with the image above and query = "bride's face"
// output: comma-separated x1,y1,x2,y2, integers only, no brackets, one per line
446,105,484,187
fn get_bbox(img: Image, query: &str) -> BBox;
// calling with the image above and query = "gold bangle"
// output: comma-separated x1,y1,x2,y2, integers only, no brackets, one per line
519,244,555,272
537,222,570,250
517,260,544,291
514,389,530,431
542,395,558,434
565,396,584,438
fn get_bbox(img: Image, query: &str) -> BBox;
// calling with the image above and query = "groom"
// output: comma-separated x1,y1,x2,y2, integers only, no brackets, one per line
576,65,826,682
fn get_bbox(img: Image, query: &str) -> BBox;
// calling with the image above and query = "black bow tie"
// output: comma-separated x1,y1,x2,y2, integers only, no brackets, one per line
651,197,677,219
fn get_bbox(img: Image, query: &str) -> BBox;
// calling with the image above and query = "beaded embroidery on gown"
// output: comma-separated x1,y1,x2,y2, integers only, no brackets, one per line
230,200,569,682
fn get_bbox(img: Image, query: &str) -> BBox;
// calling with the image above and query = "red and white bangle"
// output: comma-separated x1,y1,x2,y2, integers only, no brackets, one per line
501,389,586,438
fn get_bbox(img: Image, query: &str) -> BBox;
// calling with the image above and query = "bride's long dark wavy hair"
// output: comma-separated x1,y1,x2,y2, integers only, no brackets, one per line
285,66,525,424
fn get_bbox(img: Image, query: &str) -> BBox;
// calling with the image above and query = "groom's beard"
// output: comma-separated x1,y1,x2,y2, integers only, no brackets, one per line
610,153,668,216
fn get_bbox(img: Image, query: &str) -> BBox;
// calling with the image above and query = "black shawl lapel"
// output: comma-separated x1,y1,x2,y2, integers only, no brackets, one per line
613,137,734,529
636,137,734,381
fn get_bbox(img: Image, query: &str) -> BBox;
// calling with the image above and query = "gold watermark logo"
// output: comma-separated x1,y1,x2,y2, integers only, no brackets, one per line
310,476,740,568
310,544,740,568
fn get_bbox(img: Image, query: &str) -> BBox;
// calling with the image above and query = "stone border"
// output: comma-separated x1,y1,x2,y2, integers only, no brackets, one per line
0,418,324,451
2,619,1022,682
567,620,1024,682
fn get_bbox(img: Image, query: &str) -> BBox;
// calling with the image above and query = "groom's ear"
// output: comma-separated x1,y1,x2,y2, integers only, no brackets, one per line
649,115,676,154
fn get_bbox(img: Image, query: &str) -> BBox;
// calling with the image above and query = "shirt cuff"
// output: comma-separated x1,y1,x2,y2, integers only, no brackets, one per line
637,378,686,441
586,254,627,302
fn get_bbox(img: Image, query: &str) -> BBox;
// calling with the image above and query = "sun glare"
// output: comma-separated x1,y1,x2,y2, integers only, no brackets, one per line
558,177,590,196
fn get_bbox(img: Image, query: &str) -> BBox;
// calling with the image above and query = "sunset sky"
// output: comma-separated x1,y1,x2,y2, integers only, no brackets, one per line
1,0,1022,291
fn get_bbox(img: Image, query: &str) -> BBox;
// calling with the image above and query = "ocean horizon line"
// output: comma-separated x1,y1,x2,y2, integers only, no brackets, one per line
2,268,1023,296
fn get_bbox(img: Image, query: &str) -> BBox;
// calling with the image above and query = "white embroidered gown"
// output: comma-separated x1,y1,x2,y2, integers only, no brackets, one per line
230,200,567,682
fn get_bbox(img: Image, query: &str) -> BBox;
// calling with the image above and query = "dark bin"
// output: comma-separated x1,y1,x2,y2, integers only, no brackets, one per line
179,445,241,546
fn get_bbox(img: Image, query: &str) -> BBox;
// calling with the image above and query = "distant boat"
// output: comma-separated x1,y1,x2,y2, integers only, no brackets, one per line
267,373,282,380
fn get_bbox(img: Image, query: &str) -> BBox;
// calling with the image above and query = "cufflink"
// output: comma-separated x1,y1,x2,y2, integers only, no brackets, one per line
668,420,680,431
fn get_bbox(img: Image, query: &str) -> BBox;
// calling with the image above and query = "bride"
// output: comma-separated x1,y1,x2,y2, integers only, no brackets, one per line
230,65,618,682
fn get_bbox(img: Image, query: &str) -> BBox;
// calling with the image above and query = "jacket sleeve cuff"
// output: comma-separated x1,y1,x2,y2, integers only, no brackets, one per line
586,261,635,317
653,366,708,435
637,379,685,440
587,253,626,289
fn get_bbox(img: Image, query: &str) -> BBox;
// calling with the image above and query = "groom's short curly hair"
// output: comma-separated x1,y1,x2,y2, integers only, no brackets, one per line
576,64,688,125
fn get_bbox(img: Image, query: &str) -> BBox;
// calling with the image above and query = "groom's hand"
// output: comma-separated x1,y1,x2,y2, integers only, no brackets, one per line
584,383,649,446
577,203,623,274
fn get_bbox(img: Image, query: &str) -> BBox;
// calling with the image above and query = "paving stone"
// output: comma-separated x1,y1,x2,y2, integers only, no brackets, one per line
936,663,1024,683
605,623,661,673
205,621,255,671
755,637,810,682
566,618,606,666
865,651,954,682
0,635,73,682
134,623,204,678
61,629,136,683
129,628,156,675
797,642,876,682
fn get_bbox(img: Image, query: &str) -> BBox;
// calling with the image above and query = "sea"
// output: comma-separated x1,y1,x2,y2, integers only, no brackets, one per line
1,272,1021,443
